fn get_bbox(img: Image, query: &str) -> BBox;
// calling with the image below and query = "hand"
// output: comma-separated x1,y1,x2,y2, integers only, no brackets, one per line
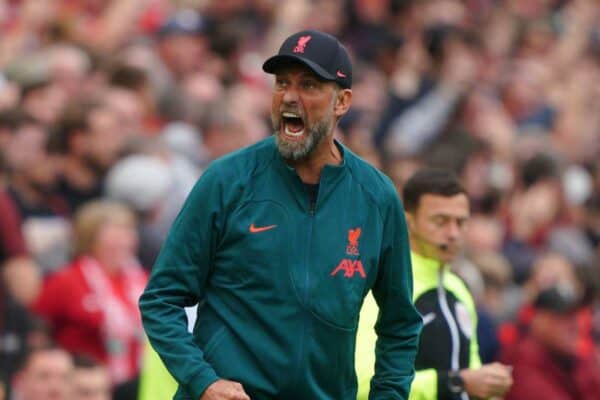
200,379,250,400
460,362,513,398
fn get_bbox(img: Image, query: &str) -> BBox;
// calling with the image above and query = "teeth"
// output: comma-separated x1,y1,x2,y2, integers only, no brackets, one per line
284,125,304,137
282,112,301,118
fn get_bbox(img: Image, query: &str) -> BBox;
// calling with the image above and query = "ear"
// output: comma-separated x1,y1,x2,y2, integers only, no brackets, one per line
333,89,352,119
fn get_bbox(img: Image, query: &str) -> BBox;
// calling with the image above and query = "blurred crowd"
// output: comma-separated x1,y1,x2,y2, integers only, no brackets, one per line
0,0,599,399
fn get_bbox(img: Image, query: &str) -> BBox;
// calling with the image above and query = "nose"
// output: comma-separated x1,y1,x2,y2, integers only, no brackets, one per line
282,85,299,105
446,221,462,242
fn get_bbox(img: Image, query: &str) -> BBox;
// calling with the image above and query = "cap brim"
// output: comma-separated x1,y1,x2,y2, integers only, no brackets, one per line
262,55,336,81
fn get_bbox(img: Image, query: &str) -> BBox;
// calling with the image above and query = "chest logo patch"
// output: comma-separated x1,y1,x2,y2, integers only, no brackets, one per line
346,227,361,256
331,227,365,278
249,223,277,233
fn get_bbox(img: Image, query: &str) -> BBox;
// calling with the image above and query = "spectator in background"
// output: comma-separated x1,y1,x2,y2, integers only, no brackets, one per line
504,153,566,284
200,101,258,161
158,121,208,170
155,9,210,82
504,287,600,400
1,109,69,273
104,62,160,136
32,200,146,390
1,110,66,219
2,50,67,127
0,278,49,398
376,24,478,159
12,345,73,400
498,252,596,359
583,193,600,250
0,74,19,112
0,144,26,264
49,100,127,213
0,130,39,305
105,154,179,269
468,252,514,363
522,253,583,308
0,127,45,398
18,73,66,128
45,44,92,100
72,355,111,400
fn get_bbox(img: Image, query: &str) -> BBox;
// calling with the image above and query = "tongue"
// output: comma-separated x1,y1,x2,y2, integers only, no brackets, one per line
286,119,304,133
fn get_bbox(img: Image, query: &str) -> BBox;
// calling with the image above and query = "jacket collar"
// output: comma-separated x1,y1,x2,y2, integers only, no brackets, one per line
271,137,349,211
271,137,347,178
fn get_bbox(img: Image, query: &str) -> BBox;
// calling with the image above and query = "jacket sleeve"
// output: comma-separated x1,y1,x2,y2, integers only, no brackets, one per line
369,190,423,399
138,168,225,400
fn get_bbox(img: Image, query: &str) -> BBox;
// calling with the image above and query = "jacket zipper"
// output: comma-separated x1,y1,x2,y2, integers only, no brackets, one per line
305,186,317,302
437,267,469,399
292,188,317,393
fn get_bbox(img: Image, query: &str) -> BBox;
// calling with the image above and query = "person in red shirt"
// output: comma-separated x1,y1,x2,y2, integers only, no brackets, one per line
503,286,600,400
32,200,147,387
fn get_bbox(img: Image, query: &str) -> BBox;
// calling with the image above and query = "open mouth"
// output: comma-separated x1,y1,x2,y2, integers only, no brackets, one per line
281,112,305,138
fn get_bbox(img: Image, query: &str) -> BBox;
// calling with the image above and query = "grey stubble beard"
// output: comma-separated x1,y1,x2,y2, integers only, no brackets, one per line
272,99,336,161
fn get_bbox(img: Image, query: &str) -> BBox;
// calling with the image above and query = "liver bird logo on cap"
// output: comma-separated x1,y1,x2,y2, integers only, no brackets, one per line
293,35,312,53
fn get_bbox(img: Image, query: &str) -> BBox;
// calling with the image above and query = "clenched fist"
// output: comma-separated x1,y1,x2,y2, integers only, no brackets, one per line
200,379,250,400
461,362,513,398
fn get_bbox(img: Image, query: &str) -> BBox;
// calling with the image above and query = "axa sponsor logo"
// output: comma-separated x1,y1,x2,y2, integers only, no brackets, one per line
330,259,366,279
331,227,365,278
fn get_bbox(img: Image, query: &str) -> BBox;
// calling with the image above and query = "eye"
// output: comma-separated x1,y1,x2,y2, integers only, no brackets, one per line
431,216,446,227
275,77,288,89
301,79,317,90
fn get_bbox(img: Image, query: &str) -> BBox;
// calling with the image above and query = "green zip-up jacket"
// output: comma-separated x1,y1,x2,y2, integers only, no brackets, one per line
356,252,481,400
139,137,422,400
